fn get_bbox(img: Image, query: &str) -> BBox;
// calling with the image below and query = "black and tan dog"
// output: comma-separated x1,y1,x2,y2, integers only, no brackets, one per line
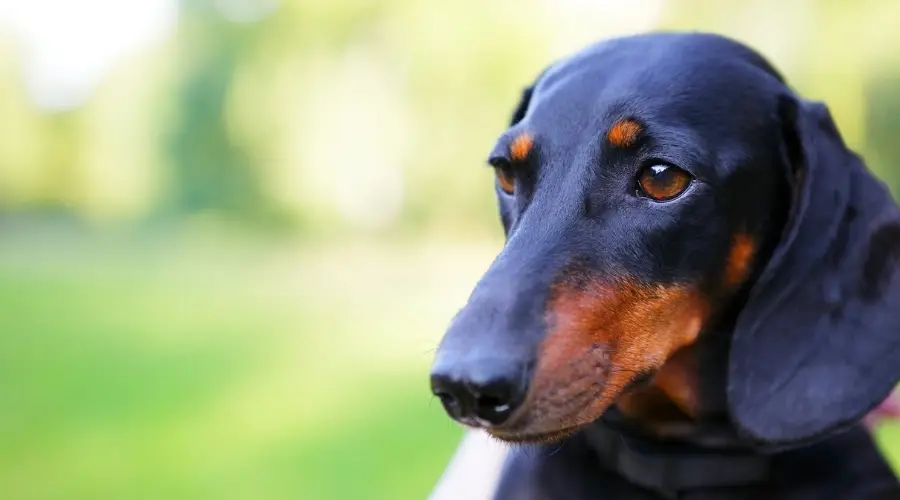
430,32,900,499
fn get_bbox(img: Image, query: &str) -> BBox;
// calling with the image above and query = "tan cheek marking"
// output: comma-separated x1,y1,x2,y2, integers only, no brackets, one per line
607,119,642,148
724,233,757,289
509,132,534,161
615,384,687,424
528,278,707,429
651,346,701,418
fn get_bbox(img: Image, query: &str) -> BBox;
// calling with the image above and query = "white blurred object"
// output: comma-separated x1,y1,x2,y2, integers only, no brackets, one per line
0,0,177,111
429,430,510,500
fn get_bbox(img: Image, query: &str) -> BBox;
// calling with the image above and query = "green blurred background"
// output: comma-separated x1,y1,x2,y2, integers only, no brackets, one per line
1,0,900,499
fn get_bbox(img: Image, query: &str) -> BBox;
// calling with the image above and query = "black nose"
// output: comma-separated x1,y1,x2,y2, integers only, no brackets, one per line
430,364,526,427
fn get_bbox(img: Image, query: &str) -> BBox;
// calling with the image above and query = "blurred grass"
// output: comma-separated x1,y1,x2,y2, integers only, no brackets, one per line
0,229,506,499
881,426,900,474
1,228,900,499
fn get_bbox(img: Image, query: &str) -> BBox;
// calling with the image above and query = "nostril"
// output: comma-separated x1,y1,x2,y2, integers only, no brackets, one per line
434,390,459,412
475,394,508,413
469,380,523,426
473,394,513,425
431,369,526,427
430,374,472,421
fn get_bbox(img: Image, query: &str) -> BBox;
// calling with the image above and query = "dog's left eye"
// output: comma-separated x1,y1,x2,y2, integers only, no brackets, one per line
493,162,516,195
636,164,693,201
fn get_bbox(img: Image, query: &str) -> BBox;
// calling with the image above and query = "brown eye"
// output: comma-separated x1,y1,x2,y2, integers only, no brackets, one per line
494,164,515,195
636,164,692,201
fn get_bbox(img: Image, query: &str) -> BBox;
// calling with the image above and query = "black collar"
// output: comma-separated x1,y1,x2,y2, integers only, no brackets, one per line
582,410,771,498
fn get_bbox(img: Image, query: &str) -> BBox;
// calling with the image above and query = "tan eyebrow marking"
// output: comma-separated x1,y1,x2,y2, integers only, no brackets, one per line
510,132,534,161
607,119,642,148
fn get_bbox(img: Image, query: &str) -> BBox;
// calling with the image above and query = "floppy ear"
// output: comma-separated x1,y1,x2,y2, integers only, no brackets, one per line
728,95,900,446
508,62,557,126
508,85,534,126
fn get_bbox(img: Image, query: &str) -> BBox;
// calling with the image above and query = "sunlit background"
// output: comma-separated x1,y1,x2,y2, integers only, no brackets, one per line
1,0,900,499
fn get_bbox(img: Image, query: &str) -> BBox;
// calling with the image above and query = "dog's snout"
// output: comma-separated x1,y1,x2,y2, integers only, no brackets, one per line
430,362,527,427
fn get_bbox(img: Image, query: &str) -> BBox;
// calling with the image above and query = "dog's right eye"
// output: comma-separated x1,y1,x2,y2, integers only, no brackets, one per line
491,159,516,195
636,164,693,201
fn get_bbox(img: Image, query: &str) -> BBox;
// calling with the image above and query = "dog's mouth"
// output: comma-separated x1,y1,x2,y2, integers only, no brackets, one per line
474,372,623,444
475,395,613,444
464,353,663,444
487,424,585,444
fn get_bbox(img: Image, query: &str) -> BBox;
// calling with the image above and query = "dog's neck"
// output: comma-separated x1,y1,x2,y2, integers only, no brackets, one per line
611,330,738,446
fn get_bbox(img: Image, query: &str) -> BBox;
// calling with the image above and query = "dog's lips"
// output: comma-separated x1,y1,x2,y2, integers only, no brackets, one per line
457,416,499,429
486,422,586,444
479,383,617,444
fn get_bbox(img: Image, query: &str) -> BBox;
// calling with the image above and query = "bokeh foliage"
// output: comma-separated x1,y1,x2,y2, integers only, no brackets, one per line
2,0,900,232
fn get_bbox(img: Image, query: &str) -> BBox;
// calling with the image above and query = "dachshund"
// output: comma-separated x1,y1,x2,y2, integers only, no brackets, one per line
429,32,900,499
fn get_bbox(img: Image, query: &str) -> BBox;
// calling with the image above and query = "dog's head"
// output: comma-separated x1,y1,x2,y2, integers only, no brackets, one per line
430,32,900,446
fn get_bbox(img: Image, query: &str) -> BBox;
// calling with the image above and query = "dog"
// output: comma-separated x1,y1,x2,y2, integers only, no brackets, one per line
429,32,900,499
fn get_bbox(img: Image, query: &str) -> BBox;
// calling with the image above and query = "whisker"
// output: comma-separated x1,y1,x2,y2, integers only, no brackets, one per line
546,440,567,457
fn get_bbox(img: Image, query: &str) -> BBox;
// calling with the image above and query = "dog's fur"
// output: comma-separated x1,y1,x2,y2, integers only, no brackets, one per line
430,32,900,499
